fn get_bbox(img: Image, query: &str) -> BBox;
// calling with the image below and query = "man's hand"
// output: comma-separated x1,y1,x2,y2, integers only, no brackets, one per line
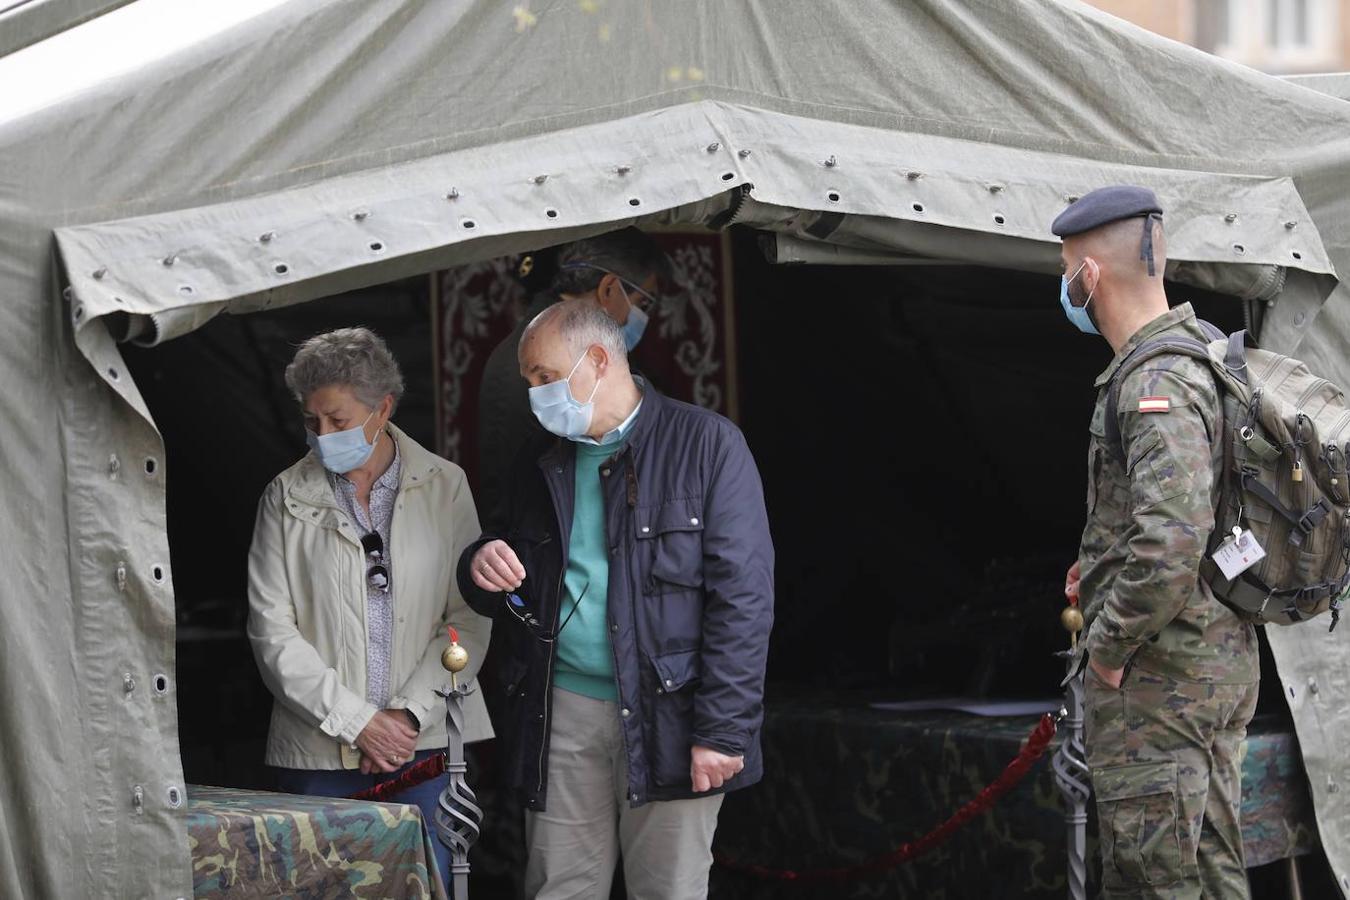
470,540,526,593
1088,656,1124,689
355,709,419,774
1064,560,1081,606
690,745,744,792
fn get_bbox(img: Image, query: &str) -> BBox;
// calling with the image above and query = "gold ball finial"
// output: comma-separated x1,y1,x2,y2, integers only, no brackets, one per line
1061,606,1085,634
442,643,469,673
441,626,469,673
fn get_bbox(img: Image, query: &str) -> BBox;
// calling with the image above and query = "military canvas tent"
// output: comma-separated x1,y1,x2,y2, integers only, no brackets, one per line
4,0,1350,896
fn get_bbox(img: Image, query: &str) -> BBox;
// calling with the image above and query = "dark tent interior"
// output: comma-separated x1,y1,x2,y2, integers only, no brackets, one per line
121,226,1318,899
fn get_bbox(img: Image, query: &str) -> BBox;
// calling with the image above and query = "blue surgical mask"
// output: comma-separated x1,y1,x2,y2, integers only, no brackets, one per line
622,303,649,351
306,409,380,473
528,351,600,441
1059,262,1099,335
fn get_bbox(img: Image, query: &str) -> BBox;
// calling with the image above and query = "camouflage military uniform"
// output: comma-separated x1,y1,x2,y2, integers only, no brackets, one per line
1078,303,1260,899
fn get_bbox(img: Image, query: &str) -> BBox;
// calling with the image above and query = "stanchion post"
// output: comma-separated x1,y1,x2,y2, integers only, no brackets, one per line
435,628,483,900
1052,596,1090,900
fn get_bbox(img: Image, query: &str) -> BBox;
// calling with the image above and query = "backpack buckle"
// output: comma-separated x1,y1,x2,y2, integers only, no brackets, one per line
1297,500,1331,536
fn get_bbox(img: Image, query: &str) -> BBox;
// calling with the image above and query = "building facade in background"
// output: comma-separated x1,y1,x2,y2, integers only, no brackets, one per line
1090,0,1349,72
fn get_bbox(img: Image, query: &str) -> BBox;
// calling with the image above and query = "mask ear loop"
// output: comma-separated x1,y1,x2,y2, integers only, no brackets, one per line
1068,260,1095,310
564,348,603,404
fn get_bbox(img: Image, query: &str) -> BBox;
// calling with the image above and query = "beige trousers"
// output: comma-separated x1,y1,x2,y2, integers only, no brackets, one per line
524,688,724,900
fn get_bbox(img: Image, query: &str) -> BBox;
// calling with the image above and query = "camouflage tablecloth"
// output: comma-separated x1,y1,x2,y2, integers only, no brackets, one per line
186,785,447,900
710,694,1316,900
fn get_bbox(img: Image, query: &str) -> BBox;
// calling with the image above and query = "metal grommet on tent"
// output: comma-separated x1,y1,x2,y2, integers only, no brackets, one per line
912,203,925,213
369,241,385,253
628,198,641,207
144,456,158,476
545,208,559,219
738,148,752,158
153,673,169,694
151,564,166,584
706,141,720,153
993,214,1006,226
1233,244,1246,255
1285,220,1298,230
720,172,734,181
274,262,290,275
1224,213,1237,223
461,219,476,229
1293,251,1303,260
827,191,840,202
178,285,194,295
166,786,183,808
108,367,120,382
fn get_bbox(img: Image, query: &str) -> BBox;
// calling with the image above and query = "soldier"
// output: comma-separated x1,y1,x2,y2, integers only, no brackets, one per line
1054,185,1260,899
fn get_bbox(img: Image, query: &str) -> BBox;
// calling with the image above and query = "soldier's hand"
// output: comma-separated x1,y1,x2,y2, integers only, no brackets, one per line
1064,560,1082,605
471,540,526,592
1088,657,1124,689
690,745,744,792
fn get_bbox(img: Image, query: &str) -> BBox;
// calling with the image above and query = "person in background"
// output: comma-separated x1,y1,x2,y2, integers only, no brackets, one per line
247,326,493,889
475,227,671,521
460,299,774,900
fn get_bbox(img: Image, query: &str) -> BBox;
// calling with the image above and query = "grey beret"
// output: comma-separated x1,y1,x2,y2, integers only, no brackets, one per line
1051,185,1164,276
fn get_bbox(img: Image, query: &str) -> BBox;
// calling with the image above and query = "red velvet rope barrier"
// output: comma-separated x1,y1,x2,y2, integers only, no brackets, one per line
348,752,446,803
713,712,1059,883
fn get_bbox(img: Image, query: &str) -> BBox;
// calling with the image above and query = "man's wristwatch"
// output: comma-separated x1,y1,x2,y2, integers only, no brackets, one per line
403,709,421,732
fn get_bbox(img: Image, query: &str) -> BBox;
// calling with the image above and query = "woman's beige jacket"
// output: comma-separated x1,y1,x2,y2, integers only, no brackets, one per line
247,424,493,769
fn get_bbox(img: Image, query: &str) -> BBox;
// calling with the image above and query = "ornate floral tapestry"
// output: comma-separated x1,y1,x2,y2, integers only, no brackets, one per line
432,229,737,481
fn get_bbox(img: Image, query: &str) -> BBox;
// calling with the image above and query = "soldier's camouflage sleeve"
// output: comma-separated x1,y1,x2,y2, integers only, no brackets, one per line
1085,365,1219,670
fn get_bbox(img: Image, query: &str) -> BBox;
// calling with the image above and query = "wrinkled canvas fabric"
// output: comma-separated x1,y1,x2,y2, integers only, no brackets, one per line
4,1,1350,896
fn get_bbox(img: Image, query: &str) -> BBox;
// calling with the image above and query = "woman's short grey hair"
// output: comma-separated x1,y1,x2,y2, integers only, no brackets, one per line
284,327,405,411
523,298,627,363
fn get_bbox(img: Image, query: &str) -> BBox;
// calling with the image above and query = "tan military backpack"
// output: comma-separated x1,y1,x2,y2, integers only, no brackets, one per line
1105,322,1350,629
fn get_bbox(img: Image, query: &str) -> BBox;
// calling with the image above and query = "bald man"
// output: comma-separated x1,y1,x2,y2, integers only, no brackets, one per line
457,299,774,900
1054,186,1259,899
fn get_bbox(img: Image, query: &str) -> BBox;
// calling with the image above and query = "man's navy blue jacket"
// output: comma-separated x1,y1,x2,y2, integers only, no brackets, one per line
457,386,775,810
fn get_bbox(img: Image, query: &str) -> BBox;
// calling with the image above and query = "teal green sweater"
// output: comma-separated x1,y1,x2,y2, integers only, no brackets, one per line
554,440,619,701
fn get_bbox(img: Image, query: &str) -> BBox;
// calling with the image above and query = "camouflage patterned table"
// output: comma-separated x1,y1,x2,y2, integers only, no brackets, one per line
709,694,1316,900
187,785,448,900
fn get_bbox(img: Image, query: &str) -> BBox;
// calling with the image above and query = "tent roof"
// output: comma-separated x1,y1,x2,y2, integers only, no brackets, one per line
4,2,1350,896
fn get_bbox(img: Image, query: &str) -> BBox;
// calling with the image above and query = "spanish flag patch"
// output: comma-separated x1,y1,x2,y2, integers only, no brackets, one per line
1138,396,1171,414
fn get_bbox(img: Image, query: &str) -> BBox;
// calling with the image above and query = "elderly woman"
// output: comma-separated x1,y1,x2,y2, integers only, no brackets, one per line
246,326,491,887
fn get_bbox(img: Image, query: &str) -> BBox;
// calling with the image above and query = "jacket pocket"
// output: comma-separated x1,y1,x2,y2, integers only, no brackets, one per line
1094,761,1182,887
647,648,701,787
636,500,705,591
